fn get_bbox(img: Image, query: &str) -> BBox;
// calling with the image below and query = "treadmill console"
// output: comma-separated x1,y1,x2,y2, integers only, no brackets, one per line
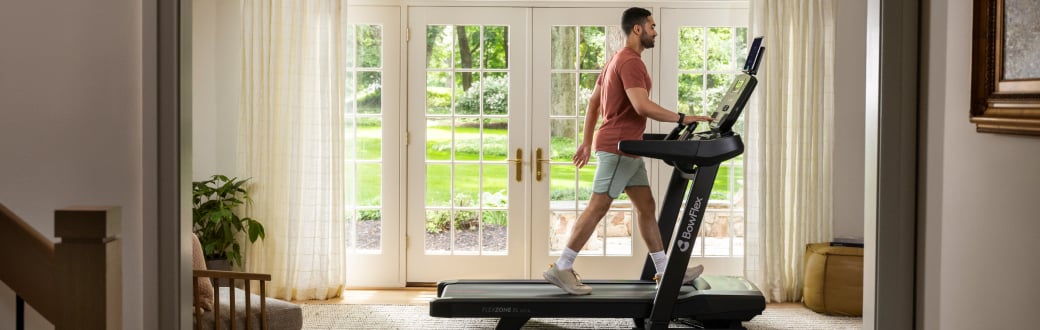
691,36,764,140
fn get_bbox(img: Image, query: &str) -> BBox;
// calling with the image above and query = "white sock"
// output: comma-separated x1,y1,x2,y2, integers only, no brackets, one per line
650,250,668,274
556,247,579,270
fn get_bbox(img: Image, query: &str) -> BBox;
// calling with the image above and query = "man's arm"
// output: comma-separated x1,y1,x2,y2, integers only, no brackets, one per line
625,87,712,125
573,84,602,169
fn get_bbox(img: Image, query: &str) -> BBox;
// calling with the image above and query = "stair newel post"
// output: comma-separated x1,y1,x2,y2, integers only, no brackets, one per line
54,207,121,330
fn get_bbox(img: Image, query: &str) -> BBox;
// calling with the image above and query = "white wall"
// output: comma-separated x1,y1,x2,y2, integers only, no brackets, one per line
0,0,149,329
193,0,242,180
921,0,1040,329
832,0,868,241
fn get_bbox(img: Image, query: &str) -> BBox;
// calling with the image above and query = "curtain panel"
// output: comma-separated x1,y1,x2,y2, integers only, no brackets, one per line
746,0,836,303
239,0,349,301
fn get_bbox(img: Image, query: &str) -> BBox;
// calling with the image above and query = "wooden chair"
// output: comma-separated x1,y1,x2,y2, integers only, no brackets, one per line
191,234,301,330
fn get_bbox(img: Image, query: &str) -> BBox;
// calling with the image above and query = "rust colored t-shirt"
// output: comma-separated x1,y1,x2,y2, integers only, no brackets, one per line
593,47,651,156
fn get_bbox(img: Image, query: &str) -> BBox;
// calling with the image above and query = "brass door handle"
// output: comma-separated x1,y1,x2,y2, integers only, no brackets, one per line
535,148,550,182
508,148,523,182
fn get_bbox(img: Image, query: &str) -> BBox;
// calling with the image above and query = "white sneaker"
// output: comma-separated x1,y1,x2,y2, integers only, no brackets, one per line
543,264,593,295
653,264,704,286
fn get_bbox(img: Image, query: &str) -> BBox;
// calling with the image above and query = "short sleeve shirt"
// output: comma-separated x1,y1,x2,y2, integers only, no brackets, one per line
593,47,651,156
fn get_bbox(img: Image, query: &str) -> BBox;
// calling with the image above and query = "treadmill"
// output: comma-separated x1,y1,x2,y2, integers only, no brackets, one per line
430,37,766,330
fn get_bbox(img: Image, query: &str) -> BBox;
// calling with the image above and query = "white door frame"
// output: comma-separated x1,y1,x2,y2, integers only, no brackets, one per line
406,6,531,282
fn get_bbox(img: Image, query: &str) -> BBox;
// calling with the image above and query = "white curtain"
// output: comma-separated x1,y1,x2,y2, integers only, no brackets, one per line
745,0,835,303
239,0,349,301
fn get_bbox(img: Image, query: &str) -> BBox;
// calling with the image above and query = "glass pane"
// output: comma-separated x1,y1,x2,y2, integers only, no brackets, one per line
425,209,451,254
692,235,704,257
425,164,451,206
679,27,705,70
551,73,577,116
454,25,482,69
345,25,356,68
550,119,577,162
577,164,596,201
549,164,577,201
344,161,357,201
482,210,507,254
578,73,598,117
357,117,381,160
344,116,357,157
706,74,735,114
679,73,705,116
580,26,606,70
453,209,479,254
426,25,453,69
482,165,508,200
549,210,578,254
551,26,576,70
425,118,451,161
453,164,480,207
454,118,480,161
712,165,732,200
357,71,381,114
357,24,382,68
344,72,356,114
707,27,734,71
481,119,508,161
582,213,606,254
356,209,381,251
454,72,479,115
358,163,382,206
735,28,749,71
483,72,509,115
604,26,625,62
426,72,452,115
484,26,508,69
604,208,633,256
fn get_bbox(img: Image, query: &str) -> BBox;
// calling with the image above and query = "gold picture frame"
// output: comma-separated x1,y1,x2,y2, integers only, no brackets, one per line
971,0,1040,136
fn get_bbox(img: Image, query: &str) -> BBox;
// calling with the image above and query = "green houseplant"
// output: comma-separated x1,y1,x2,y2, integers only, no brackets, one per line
192,175,265,268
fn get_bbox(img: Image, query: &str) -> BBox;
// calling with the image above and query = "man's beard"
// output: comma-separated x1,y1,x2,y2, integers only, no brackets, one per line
640,34,655,48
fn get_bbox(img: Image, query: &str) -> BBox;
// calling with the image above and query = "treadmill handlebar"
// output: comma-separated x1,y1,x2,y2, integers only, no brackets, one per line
618,134,744,167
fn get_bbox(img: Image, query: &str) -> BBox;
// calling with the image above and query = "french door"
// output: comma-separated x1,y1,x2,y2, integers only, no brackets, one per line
406,7,529,281
403,6,750,283
530,7,652,280
658,7,749,275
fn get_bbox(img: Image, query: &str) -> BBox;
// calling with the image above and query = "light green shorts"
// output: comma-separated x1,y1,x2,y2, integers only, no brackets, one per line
592,151,650,199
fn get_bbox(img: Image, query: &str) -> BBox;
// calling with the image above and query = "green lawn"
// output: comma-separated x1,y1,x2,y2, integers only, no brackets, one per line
352,124,744,206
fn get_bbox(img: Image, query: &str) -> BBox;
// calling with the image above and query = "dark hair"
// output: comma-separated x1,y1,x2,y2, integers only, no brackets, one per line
621,7,652,35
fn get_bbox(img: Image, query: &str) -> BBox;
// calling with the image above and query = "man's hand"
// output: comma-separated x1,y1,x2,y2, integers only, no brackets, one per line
682,115,713,125
573,144,592,169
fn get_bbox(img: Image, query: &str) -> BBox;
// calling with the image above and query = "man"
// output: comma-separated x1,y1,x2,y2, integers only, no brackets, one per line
543,7,712,295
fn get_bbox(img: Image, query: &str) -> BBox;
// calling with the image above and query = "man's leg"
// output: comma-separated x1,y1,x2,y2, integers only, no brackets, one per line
544,193,611,295
624,186,662,252
565,192,614,252
627,185,704,284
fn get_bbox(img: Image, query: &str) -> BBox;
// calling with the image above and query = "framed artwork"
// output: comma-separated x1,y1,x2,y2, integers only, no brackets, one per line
971,0,1040,136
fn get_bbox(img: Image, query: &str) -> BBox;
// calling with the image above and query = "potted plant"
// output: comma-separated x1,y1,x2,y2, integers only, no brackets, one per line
192,174,265,270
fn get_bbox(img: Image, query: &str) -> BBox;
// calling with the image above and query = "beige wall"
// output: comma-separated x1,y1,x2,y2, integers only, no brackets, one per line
193,0,242,181
921,0,1040,328
832,0,868,241
0,0,150,329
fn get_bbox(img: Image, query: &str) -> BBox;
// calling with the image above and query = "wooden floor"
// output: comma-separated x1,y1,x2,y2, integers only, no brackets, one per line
294,288,438,305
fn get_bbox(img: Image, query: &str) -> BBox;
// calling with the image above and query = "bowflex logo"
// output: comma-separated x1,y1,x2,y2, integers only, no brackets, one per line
676,197,704,253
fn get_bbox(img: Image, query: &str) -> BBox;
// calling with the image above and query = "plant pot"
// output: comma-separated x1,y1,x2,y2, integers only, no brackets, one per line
205,258,231,287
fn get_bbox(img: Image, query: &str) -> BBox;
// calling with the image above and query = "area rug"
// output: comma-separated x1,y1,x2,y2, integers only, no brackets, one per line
301,303,862,329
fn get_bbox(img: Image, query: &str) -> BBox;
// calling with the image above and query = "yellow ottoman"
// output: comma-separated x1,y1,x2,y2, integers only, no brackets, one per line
803,242,863,316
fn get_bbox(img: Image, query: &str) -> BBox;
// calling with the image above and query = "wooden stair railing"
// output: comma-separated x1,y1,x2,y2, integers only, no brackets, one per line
0,203,121,329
